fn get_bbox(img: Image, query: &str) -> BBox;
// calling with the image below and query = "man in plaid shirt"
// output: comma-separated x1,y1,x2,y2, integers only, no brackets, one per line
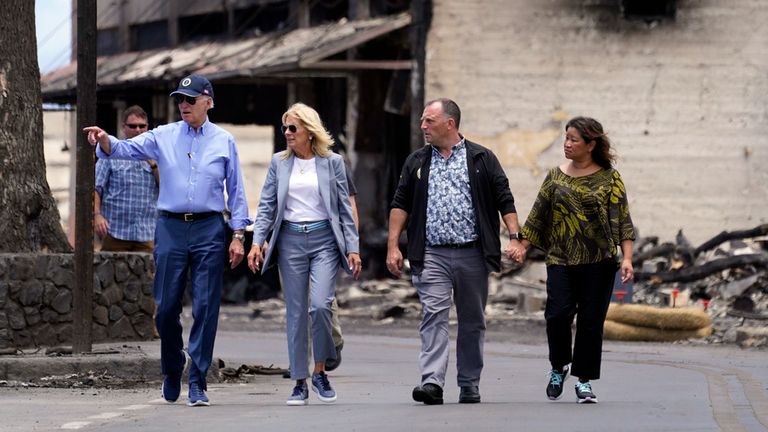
94,105,159,252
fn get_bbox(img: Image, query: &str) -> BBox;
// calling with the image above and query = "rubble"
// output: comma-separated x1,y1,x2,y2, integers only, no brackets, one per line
220,361,288,383
329,225,767,348
628,224,768,347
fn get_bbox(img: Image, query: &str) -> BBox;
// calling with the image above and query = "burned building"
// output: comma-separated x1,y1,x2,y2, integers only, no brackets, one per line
424,0,768,244
41,0,428,278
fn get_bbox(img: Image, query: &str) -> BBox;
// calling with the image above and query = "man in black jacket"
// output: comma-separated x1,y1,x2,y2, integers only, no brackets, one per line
386,98,524,405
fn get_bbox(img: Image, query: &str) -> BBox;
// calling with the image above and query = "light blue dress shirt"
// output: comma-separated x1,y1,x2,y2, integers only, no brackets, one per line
96,118,252,230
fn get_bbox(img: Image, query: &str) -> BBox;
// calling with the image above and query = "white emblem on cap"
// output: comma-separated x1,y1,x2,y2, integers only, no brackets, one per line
181,78,192,87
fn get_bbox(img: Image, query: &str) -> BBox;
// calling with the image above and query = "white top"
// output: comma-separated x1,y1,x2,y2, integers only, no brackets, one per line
284,157,329,222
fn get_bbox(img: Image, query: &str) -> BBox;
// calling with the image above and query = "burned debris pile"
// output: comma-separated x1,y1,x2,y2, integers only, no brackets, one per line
628,224,768,347
241,224,768,348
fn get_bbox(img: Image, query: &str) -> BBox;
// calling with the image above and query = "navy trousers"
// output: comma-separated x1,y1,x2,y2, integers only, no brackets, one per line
153,214,226,389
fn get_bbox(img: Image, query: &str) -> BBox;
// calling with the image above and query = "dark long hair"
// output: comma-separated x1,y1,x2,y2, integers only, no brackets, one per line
566,116,615,169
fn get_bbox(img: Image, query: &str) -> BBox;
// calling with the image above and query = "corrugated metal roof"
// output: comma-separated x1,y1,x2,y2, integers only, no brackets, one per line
41,12,411,98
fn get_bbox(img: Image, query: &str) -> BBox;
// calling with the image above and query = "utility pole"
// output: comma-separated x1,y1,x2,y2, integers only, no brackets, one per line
73,0,97,353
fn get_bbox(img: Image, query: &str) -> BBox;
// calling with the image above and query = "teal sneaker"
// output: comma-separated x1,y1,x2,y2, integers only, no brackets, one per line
575,381,598,404
546,366,570,400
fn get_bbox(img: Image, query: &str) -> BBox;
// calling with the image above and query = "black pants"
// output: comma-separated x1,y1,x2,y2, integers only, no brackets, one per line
545,260,617,380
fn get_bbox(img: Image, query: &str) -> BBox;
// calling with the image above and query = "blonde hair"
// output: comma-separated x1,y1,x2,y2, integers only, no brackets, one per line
281,103,334,159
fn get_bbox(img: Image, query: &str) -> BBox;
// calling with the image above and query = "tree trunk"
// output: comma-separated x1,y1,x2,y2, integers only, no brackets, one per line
0,0,71,252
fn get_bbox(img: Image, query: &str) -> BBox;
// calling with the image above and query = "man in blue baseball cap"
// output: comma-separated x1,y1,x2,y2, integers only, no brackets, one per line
171,75,214,98
84,75,252,407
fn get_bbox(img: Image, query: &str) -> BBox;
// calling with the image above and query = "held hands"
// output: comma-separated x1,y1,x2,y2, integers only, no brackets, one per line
505,240,527,263
348,253,362,280
386,247,404,277
247,243,264,273
94,214,109,238
620,258,634,284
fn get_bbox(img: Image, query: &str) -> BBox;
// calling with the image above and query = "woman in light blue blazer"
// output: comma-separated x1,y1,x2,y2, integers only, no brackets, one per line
247,103,362,405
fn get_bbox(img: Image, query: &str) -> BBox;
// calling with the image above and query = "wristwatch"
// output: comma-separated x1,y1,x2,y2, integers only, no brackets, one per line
232,233,245,242
509,232,523,241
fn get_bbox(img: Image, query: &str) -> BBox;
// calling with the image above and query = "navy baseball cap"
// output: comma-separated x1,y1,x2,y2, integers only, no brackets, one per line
170,75,214,98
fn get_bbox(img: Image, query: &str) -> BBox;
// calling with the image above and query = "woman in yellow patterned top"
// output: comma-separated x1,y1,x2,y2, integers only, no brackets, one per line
515,117,635,404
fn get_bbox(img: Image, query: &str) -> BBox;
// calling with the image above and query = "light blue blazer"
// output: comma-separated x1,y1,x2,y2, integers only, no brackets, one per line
252,151,359,274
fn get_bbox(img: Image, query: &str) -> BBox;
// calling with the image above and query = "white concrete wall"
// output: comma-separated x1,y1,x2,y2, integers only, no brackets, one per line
426,0,768,244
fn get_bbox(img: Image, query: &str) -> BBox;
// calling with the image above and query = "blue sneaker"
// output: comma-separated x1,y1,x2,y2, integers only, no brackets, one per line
311,371,337,403
161,374,181,403
286,382,309,406
187,383,210,407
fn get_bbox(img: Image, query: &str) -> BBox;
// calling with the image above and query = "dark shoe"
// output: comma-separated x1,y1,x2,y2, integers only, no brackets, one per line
412,383,443,405
187,382,210,407
575,381,598,404
161,374,182,403
459,386,481,403
325,342,343,372
546,365,570,400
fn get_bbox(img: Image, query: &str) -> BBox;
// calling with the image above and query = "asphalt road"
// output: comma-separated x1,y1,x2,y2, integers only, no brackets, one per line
1,326,767,432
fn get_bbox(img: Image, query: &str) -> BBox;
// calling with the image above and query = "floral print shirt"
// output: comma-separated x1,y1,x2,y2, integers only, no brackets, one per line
425,140,479,246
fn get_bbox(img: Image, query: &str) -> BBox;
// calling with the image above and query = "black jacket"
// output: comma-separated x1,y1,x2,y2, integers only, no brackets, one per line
390,139,517,273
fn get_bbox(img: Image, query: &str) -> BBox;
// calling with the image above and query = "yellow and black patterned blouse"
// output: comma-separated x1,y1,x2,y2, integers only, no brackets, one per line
522,167,635,266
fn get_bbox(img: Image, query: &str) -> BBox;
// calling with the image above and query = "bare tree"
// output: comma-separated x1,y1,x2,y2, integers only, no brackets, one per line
0,0,71,252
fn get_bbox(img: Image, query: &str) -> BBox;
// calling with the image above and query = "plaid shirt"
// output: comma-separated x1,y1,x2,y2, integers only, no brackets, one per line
95,159,158,242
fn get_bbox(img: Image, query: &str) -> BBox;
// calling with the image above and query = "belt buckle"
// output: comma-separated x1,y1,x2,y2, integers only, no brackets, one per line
300,224,309,233
184,213,193,222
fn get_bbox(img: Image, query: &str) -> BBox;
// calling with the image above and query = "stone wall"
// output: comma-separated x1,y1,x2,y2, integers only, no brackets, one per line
426,0,768,245
0,253,155,349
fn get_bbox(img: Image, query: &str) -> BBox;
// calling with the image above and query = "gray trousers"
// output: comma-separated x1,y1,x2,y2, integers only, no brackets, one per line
412,245,488,388
277,225,340,380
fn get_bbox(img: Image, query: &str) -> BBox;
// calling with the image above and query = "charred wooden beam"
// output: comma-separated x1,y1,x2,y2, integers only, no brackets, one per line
694,224,768,257
635,254,768,283
631,242,675,266
300,60,412,70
